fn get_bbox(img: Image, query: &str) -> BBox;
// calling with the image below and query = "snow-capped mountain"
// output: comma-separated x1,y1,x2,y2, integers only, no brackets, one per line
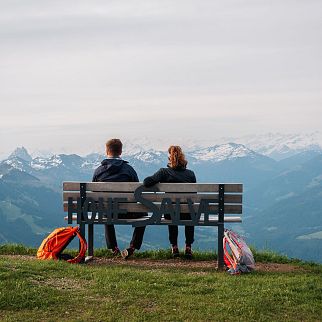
189,143,259,162
31,155,63,170
125,150,167,164
0,139,308,177
118,132,322,161
2,136,321,189
233,132,322,160
9,147,32,162
0,143,279,191
3,157,28,172
2,155,36,175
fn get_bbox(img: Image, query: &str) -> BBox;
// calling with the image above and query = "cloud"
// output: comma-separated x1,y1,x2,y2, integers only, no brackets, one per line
0,0,321,156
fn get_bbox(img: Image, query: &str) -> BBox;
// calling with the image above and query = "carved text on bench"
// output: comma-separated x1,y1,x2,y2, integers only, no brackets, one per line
68,185,221,227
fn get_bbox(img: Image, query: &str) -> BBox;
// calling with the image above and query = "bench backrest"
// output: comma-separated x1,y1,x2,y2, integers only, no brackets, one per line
63,182,243,226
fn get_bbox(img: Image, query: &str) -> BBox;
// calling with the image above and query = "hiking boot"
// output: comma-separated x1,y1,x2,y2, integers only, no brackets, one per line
184,246,193,260
121,247,135,260
171,245,180,258
112,246,120,256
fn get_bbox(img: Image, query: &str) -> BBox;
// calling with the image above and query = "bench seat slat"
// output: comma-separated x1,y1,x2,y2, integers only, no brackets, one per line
63,203,242,214
64,215,242,224
63,182,243,193
63,192,242,204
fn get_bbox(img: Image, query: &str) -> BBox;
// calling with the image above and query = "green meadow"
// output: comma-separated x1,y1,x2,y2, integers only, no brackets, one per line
0,245,321,321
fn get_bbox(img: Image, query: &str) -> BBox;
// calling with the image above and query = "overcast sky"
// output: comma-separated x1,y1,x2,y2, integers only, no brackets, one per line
0,0,321,157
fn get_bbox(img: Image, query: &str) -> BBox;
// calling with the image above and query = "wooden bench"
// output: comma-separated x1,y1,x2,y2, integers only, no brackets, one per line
63,182,243,269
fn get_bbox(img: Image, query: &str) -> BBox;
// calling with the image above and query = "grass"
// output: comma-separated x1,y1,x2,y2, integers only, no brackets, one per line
0,244,216,260
0,244,322,321
0,244,36,256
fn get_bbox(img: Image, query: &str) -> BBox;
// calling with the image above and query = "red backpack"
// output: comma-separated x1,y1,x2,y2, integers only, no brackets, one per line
37,226,87,264
223,229,255,274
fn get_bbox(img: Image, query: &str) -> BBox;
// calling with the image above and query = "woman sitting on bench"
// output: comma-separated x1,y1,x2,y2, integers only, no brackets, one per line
143,145,197,259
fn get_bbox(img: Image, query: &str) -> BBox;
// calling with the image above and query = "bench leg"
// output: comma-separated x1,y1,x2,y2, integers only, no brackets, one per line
217,224,224,270
88,224,94,257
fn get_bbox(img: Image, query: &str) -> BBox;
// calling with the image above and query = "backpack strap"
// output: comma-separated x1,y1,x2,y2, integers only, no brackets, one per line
67,228,88,264
223,236,235,269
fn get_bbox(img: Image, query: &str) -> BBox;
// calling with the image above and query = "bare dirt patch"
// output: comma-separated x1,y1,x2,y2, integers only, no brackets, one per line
1,255,35,261
87,257,306,273
30,276,90,290
255,262,305,273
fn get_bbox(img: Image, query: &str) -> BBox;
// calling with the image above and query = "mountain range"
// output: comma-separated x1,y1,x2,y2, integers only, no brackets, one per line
0,139,321,263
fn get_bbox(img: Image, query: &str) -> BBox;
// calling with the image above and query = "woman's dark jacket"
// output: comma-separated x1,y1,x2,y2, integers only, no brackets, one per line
143,166,196,186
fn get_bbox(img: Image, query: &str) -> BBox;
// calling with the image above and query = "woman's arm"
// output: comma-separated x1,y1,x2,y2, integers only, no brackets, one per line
92,168,99,182
143,168,165,187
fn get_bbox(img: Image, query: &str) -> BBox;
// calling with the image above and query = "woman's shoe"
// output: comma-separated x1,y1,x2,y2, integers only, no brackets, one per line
184,246,193,259
121,247,135,259
171,245,180,258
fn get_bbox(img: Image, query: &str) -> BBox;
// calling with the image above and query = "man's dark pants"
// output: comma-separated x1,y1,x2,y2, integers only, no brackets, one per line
105,224,146,250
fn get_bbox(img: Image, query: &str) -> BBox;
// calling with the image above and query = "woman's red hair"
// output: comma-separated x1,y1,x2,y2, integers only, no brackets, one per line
168,146,188,169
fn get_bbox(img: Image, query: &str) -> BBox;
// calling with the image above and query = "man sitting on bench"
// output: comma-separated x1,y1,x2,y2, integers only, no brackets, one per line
92,138,145,259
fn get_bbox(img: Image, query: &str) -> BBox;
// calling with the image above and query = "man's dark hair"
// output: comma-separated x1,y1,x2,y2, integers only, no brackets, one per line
106,138,123,156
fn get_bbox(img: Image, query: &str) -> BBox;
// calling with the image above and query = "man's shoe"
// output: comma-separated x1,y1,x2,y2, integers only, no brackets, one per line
112,246,120,256
171,245,180,258
184,246,193,260
121,247,135,259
